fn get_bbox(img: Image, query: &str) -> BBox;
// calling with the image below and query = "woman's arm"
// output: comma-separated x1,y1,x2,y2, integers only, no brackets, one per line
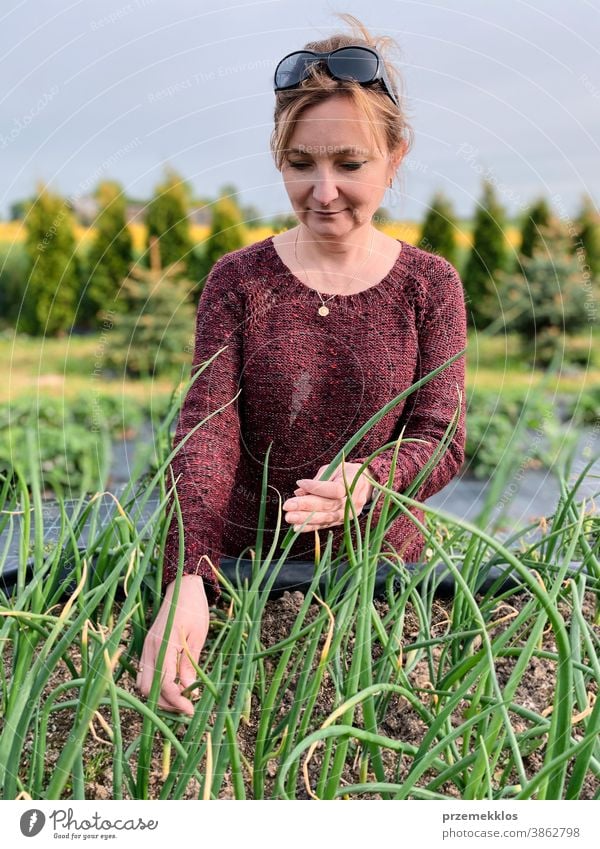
161,254,245,604
353,258,467,505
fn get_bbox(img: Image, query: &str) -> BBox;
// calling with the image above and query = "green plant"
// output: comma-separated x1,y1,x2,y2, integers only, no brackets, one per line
198,194,247,287
144,167,194,275
418,190,459,267
81,180,135,327
0,246,29,329
463,180,510,331
0,351,598,801
21,182,81,336
490,217,592,368
464,387,557,479
564,386,600,427
0,393,146,493
516,196,552,261
103,236,196,379
572,194,600,278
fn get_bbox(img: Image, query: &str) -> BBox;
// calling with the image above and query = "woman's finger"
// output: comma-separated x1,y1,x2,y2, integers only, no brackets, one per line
159,649,195,716
287,494,345,515
136,645,158,696
156,694,194,715
293,509,344,531
177,648,201,698
297,478,347,500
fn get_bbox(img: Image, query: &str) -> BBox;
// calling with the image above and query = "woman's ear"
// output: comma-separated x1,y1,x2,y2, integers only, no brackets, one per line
389,141,407,173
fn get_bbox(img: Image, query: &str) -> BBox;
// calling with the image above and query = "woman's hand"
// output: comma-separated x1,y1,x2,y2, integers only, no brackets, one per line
136,574,210,717
282,462,375,533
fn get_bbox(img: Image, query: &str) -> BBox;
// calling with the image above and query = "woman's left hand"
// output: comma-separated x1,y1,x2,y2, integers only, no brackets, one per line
283,462,374,533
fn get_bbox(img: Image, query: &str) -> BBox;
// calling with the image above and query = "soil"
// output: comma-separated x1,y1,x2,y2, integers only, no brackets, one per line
3,588,599,801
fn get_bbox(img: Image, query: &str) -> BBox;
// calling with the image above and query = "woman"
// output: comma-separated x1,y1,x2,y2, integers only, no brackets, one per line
137,14,467,716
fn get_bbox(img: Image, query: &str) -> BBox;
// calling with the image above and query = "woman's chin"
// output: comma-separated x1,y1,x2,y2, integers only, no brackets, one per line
299,211,357,234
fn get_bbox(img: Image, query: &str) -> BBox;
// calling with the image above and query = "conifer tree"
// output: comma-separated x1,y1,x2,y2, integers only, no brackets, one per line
419,190,458,267
198,193,247,289
145,167,194,274
463,180,509,329
83,180,134,324
572,194,600,279
22,182,80,335
518,196,551,260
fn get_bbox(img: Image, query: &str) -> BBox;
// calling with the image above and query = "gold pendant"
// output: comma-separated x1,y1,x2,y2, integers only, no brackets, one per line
318,305,330,316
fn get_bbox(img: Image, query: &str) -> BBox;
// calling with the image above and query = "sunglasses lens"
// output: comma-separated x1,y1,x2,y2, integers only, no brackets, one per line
274,52,317,88
329,47,378,83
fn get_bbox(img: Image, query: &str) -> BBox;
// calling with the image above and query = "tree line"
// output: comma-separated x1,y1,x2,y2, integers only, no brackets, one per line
1,169,598,373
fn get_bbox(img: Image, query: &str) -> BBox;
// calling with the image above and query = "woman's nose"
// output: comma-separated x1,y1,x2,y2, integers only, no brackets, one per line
311,169,339,205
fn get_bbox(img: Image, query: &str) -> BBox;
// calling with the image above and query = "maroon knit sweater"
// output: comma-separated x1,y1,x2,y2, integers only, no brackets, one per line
161,234,467,603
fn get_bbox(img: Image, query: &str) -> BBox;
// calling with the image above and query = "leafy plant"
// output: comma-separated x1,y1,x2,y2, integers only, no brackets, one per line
465,388,557,479
0,393,146,493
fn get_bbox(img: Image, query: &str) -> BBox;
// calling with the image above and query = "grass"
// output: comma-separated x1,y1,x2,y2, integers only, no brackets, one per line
0,349,598,800
2,329,599,406
2,327,598,489
0,332,176,406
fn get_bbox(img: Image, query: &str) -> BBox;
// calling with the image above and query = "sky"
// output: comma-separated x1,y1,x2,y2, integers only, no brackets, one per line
1,0,599,223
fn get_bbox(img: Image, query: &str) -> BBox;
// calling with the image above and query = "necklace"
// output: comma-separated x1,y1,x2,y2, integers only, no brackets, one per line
293,226,376,316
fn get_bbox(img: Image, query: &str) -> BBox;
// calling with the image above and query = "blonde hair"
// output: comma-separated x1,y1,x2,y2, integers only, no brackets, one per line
270,13,414,189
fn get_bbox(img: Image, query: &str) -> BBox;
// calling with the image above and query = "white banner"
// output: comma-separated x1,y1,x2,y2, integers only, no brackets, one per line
0,800,597,848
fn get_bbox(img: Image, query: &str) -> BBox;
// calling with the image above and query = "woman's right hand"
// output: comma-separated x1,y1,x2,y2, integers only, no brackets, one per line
136,573,210,716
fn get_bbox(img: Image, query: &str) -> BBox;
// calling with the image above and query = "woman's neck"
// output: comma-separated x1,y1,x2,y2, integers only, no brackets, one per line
293,224,378,271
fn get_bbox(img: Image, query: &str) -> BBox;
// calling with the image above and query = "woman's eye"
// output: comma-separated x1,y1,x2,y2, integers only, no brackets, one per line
288,161,366,170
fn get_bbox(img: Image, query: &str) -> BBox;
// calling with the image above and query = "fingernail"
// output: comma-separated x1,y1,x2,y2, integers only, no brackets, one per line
296,479,307,485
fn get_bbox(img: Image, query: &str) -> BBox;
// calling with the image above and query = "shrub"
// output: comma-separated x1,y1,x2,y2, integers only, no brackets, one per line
487,217,592,368
103,236,196,378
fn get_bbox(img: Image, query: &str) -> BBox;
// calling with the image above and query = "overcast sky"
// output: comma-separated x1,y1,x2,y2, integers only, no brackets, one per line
1,0,599,223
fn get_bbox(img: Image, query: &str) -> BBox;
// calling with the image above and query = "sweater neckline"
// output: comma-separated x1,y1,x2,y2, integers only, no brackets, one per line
267,234,408,304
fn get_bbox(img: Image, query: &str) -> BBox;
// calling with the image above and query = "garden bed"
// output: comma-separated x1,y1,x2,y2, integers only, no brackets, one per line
4,587,598,800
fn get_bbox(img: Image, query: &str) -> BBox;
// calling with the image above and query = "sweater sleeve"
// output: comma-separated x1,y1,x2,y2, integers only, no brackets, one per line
161,255,244,604
353,258,467,507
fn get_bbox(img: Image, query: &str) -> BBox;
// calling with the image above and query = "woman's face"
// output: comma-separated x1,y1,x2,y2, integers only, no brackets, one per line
280,94,404,238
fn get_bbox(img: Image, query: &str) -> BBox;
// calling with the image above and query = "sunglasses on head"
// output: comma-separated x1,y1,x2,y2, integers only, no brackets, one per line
273,45,400,108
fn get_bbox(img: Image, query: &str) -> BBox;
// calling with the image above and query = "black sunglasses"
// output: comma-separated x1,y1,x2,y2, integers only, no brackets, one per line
273,45,399,108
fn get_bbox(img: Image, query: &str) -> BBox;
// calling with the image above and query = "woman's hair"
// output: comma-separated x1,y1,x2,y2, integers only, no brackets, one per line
270,13,414,188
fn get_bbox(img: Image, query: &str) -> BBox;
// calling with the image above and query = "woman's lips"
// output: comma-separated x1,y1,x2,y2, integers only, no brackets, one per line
312,210,344,215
